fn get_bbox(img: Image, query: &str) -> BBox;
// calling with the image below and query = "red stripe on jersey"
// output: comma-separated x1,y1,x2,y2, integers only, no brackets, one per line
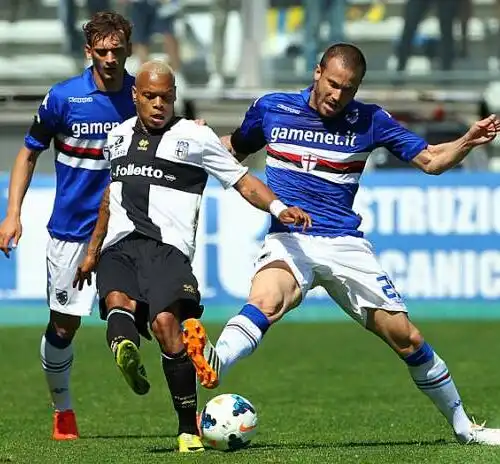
266,145,365,173
54,138,104,158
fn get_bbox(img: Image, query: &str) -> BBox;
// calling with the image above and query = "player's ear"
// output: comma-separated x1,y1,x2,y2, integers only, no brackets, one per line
84,44,92,61
132,86,137,104
313,64,321,83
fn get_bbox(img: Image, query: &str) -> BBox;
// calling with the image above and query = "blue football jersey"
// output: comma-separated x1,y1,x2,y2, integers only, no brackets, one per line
25,67,136,242
234,87,428,237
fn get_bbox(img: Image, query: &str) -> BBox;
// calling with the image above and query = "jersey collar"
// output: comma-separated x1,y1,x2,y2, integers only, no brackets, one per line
133,115,182,135
300,85,313,107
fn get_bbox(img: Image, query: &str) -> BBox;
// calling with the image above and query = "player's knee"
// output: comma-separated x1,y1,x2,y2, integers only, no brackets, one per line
368,310,424,356
406,327,424,353
393,325,424,357
49,312,81,339
248,291,285,321
105,291,134,311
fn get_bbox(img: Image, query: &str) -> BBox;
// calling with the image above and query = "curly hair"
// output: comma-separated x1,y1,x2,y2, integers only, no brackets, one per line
82,11,132,46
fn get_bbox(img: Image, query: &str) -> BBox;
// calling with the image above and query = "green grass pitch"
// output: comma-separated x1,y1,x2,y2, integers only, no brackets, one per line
1,321,500,463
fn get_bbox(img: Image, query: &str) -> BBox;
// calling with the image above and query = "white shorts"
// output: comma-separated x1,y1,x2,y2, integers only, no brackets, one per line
46,236,97,316
253,233,407,326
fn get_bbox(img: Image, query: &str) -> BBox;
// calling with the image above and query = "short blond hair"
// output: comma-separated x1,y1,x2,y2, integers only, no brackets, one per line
137,60,175,82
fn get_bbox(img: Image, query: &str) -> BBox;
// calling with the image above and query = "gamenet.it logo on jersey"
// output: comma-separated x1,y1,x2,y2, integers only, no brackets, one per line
270,126,357,147
71,121,120,138
114,163,176,182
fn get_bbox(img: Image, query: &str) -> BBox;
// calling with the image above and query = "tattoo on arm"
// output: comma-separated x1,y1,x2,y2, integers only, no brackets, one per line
247,186,267,209
236,174,276,212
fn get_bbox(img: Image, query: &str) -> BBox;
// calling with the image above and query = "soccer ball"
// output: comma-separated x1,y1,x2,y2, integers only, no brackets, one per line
200,393,258,451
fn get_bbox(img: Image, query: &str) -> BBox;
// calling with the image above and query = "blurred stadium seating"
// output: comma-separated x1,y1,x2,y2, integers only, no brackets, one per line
1,0,499,170
0,0,499,87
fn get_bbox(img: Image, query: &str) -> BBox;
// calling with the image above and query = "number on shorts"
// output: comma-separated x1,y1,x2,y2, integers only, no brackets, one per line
376,275,401,300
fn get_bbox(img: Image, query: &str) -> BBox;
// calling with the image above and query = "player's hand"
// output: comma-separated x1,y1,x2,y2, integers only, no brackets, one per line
73,253,97,291
194,119,207,126
278,207,312,231
464,114,500,146
0,215,22,258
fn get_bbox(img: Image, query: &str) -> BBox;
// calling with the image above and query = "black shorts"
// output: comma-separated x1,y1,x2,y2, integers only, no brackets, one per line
96,232,203,324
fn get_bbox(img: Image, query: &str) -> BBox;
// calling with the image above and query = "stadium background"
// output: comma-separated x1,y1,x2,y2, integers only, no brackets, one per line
1,0,500,325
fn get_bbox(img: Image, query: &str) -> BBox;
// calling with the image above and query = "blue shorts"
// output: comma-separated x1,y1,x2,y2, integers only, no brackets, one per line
129,2,176,44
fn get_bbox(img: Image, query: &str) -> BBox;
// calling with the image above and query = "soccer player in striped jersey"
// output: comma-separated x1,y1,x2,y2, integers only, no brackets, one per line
183,43,500,445
0,12,135,440
73,60,310,452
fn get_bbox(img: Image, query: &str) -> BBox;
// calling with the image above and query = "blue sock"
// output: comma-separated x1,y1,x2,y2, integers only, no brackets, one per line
403,341,434,366
239,304,270,335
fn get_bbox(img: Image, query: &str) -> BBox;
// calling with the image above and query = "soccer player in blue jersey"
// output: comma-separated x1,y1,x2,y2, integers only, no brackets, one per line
183,43,500,445
0,12,136,440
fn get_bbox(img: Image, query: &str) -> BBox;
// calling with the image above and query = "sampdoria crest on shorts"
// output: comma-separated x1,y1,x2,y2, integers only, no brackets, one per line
257,251,271,262
55,289,68,305
175,140,190,159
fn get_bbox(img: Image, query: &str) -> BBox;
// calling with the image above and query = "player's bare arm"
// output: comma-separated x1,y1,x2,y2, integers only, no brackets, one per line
234,173,312,229
87,184,111,257
0,146,41,257
73,185,111,290
411,114,500,174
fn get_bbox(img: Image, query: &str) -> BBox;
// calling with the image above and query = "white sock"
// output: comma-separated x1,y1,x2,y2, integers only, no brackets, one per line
405,342,471,442
40,334,74,412
215,314,264,374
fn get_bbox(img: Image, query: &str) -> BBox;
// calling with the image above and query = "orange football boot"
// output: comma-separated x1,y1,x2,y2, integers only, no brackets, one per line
52,410,79,440
182,319,220,389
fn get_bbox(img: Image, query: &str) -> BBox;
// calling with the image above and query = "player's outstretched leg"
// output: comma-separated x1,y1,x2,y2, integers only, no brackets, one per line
106,307,150,395
367,309,500,445
216,303,271,372
184,265,299,389
153,310,203,453
40,313,80,440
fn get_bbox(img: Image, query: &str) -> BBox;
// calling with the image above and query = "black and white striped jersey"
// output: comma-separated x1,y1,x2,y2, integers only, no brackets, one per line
101,116,248,260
